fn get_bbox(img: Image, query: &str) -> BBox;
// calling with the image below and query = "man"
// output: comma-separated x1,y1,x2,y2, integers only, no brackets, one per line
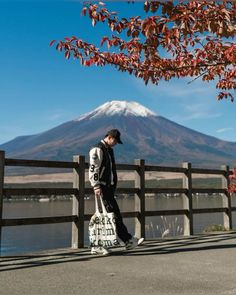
89,129,144,255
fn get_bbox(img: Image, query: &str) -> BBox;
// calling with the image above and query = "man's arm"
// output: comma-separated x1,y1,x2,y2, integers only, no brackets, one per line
89,147,103,197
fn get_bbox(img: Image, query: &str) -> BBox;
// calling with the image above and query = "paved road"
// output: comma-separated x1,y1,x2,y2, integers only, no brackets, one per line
1,232,236,295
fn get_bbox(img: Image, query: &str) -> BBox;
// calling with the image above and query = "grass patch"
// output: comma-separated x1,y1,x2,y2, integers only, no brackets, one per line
203,224,228,232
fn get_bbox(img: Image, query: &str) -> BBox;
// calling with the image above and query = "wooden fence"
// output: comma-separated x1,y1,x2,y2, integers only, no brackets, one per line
0,150,235,253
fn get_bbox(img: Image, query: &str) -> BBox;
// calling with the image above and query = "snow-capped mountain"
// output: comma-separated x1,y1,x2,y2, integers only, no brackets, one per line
75,101,157,121
1,100,236,174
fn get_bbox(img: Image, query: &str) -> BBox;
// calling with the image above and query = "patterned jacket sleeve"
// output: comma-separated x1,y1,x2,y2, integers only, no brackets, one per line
89,147,103,189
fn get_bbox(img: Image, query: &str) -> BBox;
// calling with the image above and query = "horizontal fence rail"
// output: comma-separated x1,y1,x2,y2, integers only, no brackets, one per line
5,158,79,169
0,150,235,253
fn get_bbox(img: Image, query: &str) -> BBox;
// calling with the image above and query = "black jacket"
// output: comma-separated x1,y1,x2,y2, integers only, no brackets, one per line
89,140,117,188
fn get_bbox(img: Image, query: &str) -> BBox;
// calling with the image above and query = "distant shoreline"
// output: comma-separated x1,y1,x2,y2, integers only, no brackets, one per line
5,171,222,184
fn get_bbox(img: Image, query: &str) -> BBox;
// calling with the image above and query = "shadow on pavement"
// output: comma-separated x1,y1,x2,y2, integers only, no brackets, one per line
1,231,236,272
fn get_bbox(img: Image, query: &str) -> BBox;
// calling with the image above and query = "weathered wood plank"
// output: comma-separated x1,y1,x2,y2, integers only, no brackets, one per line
116,163,138,171
191,168,226,175
5,158,78,169
0,151,5,254
3,188,77,196
193,208,227,214
182,162,193,235
134,159,146,238
221,165,232,230
72,155,85,249
1,215,77,226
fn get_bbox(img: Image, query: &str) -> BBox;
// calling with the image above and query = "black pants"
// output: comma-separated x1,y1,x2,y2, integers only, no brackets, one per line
101,185,132,243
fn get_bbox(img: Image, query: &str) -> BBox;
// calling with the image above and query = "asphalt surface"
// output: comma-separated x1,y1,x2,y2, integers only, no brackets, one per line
1,232,236,295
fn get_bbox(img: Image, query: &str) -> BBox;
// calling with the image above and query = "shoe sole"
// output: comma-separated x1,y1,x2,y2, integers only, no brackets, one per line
91,249,111,256
91,251,110,256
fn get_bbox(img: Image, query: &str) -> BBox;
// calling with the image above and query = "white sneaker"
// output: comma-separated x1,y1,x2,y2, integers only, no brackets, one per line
125,237,144,250
91,247,111,256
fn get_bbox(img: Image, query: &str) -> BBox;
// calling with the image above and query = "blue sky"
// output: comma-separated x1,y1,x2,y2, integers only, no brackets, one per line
0,0,235,145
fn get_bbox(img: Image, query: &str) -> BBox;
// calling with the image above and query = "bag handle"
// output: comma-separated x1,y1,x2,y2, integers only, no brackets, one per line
94,195,99,213
94,194,108,215
99,195,108,215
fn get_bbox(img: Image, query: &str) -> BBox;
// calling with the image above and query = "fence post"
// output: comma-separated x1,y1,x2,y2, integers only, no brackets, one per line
182,162,193,235
0,151,5,255
221,165,232,230
72,155,85,248
134,159,145,239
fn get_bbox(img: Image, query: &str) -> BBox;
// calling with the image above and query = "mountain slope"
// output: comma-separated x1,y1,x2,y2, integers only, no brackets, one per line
1,100,236,168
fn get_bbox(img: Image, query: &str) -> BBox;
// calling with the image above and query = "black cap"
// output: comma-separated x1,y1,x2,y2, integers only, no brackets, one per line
105,129,123,144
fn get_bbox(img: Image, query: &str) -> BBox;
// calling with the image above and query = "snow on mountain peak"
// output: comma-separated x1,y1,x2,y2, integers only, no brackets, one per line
75,100,157,121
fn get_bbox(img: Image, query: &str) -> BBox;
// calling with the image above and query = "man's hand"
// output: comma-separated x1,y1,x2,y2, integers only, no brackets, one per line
94,187,102,197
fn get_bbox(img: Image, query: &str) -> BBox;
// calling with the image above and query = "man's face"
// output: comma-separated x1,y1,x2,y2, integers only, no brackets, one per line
106,136,118,147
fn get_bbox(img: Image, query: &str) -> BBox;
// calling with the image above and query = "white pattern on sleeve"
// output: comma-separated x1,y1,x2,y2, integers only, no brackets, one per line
89,147,103,188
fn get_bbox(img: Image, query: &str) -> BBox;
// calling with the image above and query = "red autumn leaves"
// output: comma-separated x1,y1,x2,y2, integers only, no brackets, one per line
51,1,236,101
229,167,236,193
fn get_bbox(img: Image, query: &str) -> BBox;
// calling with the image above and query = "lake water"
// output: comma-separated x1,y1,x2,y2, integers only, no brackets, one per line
1,194,236,256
